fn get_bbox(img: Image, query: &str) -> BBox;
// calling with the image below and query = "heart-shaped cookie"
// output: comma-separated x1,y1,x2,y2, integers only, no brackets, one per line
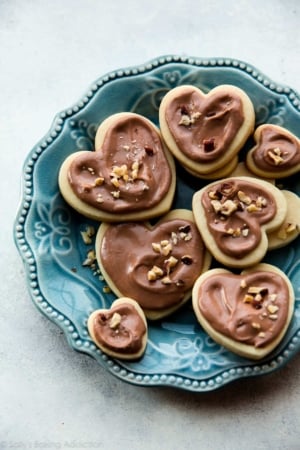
58,112,176,221
192,176,287,268
96,209,212,320
159,84,255,178
246,124,300,179
268,190,300,249
87,297,147,360
192,264,295,359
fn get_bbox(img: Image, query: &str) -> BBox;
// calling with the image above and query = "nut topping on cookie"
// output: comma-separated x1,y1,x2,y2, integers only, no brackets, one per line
246,124,300,179
97,210,212,319
193,176,287,267
192,264,295,359
59,112,176,221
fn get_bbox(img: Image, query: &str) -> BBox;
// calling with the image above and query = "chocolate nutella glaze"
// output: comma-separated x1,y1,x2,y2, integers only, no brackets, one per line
68,115,172,212
252,125,300,171
100,219,206,311
201,179,276,258
196,271,289,348
92,303,146,354
165,86,244,162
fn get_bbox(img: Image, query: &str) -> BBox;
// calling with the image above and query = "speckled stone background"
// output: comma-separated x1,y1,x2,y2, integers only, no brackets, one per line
1,1,300,449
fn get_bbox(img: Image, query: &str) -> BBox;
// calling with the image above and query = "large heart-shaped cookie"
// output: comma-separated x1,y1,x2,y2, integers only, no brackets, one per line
192,264,295,359
58,112,176,221
192,176,287,268
87,297,147,360
246,124,300,179
159,84,255,177
96,209,212,320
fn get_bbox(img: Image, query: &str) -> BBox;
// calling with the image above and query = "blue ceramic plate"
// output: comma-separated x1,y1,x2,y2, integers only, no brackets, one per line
14,55,300,391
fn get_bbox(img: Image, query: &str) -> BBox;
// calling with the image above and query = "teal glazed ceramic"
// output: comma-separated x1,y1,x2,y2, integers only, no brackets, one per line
14,55,300,391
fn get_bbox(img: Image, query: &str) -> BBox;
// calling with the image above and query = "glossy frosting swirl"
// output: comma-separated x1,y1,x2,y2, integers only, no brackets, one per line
91,303,146,354
251,125,300,172
99,219,206,311
196,270,289,348
201,179,276,258
68,115,172,212
164,86,244,162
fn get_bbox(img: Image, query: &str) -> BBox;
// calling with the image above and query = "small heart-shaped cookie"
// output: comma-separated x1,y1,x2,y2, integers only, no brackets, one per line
96,209,212,320
268,190,300,249
246,124,300,179
59,112,176,221
87,297,147,359
192,264,295,359
159,84,255,178
192,176,287,268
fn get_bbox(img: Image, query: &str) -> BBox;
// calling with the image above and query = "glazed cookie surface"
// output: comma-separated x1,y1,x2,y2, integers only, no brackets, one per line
87,297,148,360
96,209,212,320
159,84,255,178
246,124,300,179
192,176,287,268
192,264,295,360
58,112,176,221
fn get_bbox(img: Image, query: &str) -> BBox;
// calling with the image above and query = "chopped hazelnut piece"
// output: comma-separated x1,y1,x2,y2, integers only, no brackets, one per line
111,177,120,188
256,196,267,208
258,332,266,338
246,203,261,213
268,148,284,165
211,200,222,214
277,222,297,240
251,322,261,330
165,256,179,270
161,276,172,285
171,232,178,245
151,242,161,253
147,265,164,281
179,111,201,126
111,190,120,199
240,279,247,289
237,190,252,205
80,226,95,244
242,228,249,237
208,190,220,200
269,314,278,320
161,242,173,256
82,249,96,267
220,200,238,216
94,177,104,186
110,312,122,329
96,194,104,203
179,114,191,126
243,294,254,303
267,304,279,314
